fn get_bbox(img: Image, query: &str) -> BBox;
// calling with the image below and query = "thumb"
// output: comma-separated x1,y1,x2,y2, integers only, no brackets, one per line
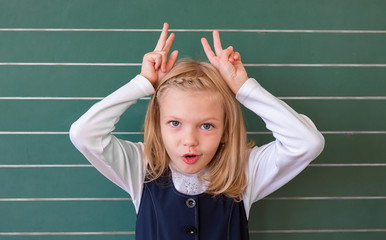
221,46,234,62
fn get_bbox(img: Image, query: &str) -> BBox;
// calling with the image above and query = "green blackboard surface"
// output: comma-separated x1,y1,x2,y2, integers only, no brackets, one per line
1,0,385,239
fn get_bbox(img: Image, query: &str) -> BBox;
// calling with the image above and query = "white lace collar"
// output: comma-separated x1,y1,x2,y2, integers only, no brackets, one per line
169,163,208,195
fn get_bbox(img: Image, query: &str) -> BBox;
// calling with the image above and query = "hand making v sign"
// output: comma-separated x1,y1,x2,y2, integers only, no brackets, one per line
201,30,249,94
140,23,179,86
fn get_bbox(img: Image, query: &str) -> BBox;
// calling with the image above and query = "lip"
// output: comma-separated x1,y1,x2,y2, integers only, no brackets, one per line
182,154,200,165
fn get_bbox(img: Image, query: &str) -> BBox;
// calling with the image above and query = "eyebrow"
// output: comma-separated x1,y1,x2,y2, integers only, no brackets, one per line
161,115,222,122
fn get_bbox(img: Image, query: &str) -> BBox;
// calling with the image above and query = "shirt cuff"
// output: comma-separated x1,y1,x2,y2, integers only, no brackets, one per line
235,78,262,103
130,74,155,96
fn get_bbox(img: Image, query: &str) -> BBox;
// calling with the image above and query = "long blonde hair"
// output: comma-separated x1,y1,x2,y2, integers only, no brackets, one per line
144,59,249,200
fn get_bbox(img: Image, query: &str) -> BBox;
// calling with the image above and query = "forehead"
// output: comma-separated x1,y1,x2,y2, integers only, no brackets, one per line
158,88,224,119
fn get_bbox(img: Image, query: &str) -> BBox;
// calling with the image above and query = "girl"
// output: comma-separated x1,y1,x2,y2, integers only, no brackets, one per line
70,23,324,239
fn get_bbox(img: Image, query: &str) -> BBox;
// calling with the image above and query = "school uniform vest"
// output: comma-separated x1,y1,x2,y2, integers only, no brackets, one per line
136,169,249,240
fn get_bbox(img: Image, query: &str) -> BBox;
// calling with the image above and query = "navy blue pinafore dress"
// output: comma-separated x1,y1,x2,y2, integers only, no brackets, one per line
136,168,249,239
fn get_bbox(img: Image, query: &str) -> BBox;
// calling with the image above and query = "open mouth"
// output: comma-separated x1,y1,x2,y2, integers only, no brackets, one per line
182,154,200,164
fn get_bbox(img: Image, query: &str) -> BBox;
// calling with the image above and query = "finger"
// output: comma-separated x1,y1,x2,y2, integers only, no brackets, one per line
221,46,234,62
233,52,243,65
229,50,241,63
233,51,240,60
201,37,216,62
166,50,179,71
154,22,169,51
154,54,162,70
213,30,223,56
228,49,236,62
161,51,167,72
163,33,175,54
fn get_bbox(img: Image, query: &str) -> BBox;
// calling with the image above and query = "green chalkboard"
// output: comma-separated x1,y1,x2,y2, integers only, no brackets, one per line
1,0,385,239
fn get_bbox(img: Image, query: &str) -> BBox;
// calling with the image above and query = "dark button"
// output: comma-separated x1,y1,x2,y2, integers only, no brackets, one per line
185,226,197,235
186,198,196,208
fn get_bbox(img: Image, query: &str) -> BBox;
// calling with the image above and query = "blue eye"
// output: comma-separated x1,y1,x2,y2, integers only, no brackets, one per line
169,121,181,127
201,123,213,130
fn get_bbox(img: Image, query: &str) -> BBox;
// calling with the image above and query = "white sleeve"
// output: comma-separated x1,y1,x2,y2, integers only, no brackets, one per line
69,74,154,213
237,78,325,218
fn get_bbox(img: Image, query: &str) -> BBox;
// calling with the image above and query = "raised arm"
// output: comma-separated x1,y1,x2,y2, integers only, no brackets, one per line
69,23,178,212
201,31,324,216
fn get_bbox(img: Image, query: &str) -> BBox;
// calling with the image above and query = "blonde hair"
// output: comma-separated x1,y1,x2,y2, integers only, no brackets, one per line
144,59,249,200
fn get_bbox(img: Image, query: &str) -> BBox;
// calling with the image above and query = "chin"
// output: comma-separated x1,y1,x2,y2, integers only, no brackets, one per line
178,165,202,175
183,169,200,175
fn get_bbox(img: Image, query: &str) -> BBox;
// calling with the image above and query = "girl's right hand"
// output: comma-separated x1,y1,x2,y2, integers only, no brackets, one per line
140,23,179,86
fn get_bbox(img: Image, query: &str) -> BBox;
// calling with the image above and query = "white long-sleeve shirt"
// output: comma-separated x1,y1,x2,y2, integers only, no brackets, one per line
69,74,324,219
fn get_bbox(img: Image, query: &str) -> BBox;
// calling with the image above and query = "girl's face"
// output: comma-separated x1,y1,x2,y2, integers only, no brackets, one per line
158,88,225,174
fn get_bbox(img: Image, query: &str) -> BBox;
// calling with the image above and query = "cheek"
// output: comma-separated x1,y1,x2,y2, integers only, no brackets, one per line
160,127,168,145
204,135,223,153
160,126,176,149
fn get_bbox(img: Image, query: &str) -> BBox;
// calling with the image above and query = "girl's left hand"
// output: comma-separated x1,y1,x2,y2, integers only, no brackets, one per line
201,31,248,94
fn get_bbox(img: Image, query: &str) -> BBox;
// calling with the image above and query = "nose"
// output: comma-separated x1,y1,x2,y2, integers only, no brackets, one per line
182,128,198,147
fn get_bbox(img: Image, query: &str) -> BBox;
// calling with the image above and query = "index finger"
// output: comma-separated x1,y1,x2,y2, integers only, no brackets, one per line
201,37,216,62
154,22,169,51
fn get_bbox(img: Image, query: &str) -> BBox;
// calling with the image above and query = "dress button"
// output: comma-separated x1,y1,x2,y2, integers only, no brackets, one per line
186,198,196,208
185,226,197,235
